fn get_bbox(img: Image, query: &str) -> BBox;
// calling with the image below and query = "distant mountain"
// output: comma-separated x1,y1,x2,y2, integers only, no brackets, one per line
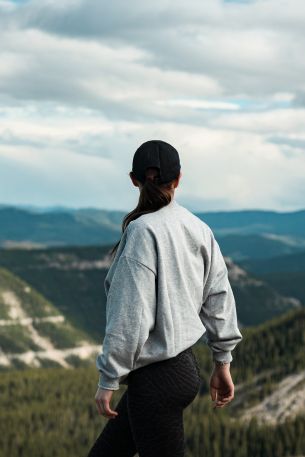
197,208,305,237
226,257,301,326
0,267,99,370
0,206,124,248
0,246,301,339
1,205,305,257
217,233,305,261
239,249,305,274
238,250,305,315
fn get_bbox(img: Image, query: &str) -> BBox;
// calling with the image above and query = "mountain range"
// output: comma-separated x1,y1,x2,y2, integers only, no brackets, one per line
1,205,305,260
0,202,304,456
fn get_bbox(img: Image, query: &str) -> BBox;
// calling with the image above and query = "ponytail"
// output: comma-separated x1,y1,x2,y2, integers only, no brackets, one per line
109,172,177,258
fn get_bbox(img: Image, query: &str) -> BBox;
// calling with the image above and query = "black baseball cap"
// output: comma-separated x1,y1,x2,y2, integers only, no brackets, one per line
132,140,181,184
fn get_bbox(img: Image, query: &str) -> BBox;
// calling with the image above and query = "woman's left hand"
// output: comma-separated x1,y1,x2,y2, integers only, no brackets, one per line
95,387,119,419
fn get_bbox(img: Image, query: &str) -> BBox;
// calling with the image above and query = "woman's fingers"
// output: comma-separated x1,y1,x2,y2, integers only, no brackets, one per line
95,397,117,419
95,387,119,419
212,389,234,408
213,399,229,408
101,399,118,419
214,394,234,408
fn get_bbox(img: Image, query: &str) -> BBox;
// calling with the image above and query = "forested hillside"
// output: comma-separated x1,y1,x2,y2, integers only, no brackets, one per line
0,211,304,456
239,250,305,308
0,245,111,340
0,306,304,457
0,245,300,336
0,267,99,369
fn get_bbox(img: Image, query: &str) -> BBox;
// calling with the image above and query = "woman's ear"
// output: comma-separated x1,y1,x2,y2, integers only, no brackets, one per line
174,171,182,189
129,171,140,188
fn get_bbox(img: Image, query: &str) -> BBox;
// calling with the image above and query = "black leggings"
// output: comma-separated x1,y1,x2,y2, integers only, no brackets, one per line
86,346,201,457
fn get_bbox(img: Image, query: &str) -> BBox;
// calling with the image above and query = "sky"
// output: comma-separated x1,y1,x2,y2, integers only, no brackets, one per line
0,0,304,212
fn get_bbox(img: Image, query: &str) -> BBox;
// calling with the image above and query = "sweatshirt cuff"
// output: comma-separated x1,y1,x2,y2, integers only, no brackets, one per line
212,351,233,364
98,372,120,391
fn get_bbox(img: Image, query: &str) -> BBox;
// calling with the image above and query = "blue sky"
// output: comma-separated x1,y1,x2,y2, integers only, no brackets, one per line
0,0,304,212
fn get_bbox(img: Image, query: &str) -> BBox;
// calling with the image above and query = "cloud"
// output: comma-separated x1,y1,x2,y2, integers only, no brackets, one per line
3,0,305,97
0,0,304,211
1,0,305,113
0,27,222,123
209,108,305,134
1,104,305,212
266,135,305,153
155,99,240,110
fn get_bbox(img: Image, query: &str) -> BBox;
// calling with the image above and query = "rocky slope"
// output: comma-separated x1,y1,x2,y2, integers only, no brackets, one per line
0,267,100,369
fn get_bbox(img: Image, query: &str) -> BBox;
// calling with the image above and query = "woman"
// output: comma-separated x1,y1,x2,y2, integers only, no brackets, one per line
87,139,243,457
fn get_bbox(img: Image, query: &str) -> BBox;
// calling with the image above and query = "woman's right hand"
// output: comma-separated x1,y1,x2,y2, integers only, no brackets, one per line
95,387,119,419
209,363,234,408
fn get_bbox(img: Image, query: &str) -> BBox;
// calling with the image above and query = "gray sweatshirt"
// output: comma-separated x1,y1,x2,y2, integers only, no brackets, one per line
96,198,243,390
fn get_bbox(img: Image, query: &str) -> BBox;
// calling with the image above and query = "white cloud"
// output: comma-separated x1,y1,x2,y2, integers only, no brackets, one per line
209,108,305,134
1,105,304,211
155,99,240,110
3,0,305,97
0,0,304,211
0,27,222,121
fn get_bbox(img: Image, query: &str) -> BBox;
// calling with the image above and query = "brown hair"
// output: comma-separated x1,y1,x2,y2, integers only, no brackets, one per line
109,167,178,259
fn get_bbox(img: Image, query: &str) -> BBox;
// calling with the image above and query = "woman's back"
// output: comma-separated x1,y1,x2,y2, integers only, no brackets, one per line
97,197,242,390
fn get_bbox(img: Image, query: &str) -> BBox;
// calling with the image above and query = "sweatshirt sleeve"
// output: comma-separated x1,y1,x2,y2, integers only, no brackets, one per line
199,230,243,364
96,254,157,390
